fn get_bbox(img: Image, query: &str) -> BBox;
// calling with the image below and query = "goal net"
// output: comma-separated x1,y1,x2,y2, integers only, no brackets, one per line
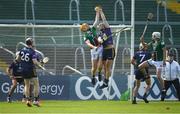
0,24,134,100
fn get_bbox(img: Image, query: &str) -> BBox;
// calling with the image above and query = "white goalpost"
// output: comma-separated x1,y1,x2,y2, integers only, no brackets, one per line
107,0,135,100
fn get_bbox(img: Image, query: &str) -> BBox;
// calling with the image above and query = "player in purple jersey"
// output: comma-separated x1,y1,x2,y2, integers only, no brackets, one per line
6,53,26,103
16,37,44,107
97,7,115,89
131,43,152,104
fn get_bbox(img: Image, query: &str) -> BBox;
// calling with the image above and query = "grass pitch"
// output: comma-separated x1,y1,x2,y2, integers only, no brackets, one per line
0,100,180,114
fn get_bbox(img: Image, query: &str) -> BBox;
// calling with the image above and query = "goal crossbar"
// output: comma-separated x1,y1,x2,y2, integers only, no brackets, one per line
0,24,132,29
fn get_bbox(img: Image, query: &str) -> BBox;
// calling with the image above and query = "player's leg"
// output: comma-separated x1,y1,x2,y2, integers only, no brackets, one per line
99,60,108,89
106,59,113,79
97,45,103,81
161,80,171,101
32,77,40,107
90,50,98,85
172,79,180,101
24,78,32,107
99,48,114,89
156,67,164,90
29,81,34,101
132,79,141,104
91,59,98,85
97,58,103,81
7,78,18,103
143,77,151,103
17,78,26,102
99,59,113,89
138,60,150,70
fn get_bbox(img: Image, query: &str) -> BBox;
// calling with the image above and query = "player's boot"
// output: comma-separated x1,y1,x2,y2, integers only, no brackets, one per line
33,101,40,107
26,100,32,107
91,77,96,85
132,100,137,104
98,74,102,81
99,79,109,89
161,89,166,101
143,97,149,103
22,98,26,103
7,97,12,103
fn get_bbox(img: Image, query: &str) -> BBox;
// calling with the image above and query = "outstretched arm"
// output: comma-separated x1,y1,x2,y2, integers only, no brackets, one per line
33,58,46,70
131,58,137,67
99,10,110,28
93,10,100,28
140,36,146,45
85,40,97,49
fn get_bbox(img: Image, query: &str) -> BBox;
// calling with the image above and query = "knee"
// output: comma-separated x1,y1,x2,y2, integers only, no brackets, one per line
157,76,162,80
135,83,140,88
147,84,151,89
91,66,97,71
12,82,17,87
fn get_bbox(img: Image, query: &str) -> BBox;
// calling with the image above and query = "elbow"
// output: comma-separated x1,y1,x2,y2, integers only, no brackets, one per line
130,61,134,65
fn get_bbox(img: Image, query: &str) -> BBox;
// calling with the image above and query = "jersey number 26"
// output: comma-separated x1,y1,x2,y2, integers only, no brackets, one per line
21,52,30,62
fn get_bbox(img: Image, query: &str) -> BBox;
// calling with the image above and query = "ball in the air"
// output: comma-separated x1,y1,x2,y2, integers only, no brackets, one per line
94,6,101,11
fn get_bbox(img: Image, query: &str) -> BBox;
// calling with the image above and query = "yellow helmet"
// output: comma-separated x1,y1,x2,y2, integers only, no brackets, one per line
80,23,89,32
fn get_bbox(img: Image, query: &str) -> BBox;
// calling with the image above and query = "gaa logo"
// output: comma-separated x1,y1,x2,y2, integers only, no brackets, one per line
75,76,121,100
137,76,177,100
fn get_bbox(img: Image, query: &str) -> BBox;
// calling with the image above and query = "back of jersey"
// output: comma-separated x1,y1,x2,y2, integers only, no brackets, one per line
134,50,151,66
19,47,36,74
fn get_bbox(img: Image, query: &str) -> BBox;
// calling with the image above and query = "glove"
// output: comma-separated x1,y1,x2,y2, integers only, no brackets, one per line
43,57,49,64
102,34,108,41
98,37,103,43
10,76,15,79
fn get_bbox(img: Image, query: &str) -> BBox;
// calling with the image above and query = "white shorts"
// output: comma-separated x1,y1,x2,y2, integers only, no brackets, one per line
147,59,163,70
90,45,103,60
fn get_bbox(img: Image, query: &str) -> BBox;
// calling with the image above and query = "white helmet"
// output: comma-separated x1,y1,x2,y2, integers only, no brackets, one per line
152,32,161,39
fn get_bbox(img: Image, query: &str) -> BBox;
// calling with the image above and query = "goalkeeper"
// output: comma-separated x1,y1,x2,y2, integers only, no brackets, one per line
80,7,103,85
